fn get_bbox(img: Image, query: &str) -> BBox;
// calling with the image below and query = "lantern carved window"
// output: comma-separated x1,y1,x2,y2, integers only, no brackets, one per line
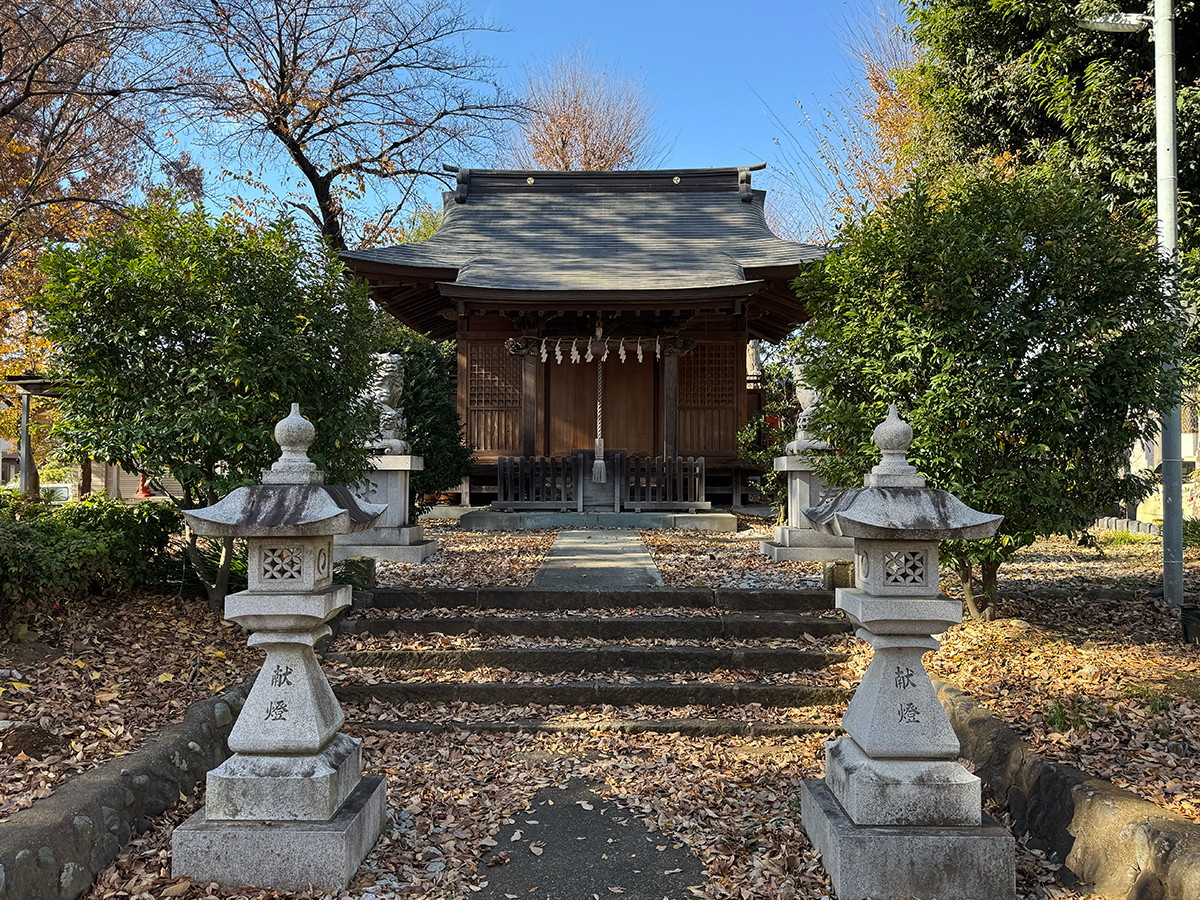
262,547,303,580
883,550,925,585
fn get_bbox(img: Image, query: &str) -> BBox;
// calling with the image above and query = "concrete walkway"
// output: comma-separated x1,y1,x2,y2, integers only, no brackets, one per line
475,779,703,900
529,529,663,590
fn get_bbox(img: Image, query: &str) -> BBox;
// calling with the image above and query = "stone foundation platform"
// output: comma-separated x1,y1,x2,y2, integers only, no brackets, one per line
333,539,439,564
800,779,1015,900
759,524,854,563
459,509,737,532
171,775,387,892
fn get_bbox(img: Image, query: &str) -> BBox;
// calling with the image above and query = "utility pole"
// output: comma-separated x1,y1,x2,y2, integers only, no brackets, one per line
1082,1,1183,607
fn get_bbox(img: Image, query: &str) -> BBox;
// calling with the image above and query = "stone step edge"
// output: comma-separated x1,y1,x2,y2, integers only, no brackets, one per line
339,614,852,640
0,682,252,900
335,681,851,709
363,587,833,612
358,718,844,738
326,647,849,674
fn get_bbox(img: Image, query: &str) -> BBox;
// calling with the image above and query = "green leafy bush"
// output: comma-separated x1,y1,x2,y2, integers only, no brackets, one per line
736,361,797,520
0,489,182,632
54,494,182,584
791,168,1182,620
37,456,73,484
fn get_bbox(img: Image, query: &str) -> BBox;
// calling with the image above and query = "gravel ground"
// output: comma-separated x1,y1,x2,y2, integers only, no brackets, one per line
372,520,824,590
375,523,558,588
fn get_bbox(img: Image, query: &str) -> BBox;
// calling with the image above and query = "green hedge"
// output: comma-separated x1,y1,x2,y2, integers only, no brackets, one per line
0,490,182,631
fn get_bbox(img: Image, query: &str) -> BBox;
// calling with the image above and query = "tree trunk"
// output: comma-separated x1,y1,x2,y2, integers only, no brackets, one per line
955,550,993,623
267,124,346,250
980,559,1001,621
186,531,234,611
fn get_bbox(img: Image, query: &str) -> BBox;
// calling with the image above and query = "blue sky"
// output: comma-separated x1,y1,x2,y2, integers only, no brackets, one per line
474,0,884,170
196,0,902,235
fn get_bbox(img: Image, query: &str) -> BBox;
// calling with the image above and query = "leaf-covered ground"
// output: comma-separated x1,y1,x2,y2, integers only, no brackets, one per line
1,525,1197,899
0,592,257,823
82,729,1075,900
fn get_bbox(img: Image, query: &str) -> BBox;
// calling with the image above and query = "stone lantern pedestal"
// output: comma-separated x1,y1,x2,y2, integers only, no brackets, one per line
334,454,439,563
171,405,389,892
798,406,1015,900
759,454,853,562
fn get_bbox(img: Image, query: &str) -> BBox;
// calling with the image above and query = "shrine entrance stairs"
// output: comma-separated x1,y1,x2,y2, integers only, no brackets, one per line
323,585,853,737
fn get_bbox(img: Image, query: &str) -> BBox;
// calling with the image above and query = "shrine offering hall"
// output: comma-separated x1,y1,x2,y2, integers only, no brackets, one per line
341,166,823,513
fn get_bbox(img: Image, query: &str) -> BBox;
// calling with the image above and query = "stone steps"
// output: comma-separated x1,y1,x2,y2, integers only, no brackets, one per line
327,645,848,673
334,680,850,708
357,717,843,737
340,612,848,641
365,587,835,612
331,585,853,736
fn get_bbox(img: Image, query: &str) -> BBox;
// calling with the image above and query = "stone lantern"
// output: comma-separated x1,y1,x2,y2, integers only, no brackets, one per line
798,405,1015,900
171,404,389,892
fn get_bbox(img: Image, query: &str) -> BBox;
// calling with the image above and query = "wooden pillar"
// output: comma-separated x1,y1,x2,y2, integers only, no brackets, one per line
663,354,678,459
521,354,537,459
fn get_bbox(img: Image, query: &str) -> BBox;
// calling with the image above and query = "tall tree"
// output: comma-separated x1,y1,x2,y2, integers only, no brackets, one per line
768,3,930,240
0,0,196,455
170,0,514,250
0,0,191,274
791,168,1182,620
906,0,1200,305
34,199,380,603
508,45,668,171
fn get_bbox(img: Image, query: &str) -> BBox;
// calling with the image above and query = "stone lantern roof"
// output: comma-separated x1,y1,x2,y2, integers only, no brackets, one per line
183,404,386,538
802,405,1003,541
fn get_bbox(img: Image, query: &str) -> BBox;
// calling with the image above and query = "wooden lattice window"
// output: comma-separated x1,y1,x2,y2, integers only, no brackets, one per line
678,342,739,456
468,344,521,407
466,342,522,454
679,343,737,408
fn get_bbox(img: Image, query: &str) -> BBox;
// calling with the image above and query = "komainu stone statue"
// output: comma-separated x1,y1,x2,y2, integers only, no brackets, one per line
370,353,410,455
786,365,829,455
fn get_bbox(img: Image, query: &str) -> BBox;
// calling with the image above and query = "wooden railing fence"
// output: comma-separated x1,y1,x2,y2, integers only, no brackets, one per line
497,455,581,510
496,454,708,512
623,456,706,510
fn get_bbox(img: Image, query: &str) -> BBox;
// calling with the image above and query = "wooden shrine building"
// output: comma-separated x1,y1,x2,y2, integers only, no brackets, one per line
341,165,823,520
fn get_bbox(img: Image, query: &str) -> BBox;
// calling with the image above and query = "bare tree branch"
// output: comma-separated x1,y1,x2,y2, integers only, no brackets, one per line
169,0,517,250
507,44,670,172
767,2,923,241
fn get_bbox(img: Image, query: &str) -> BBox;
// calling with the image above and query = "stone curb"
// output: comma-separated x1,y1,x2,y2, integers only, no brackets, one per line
367,587,834,611
1094,516,1163,536
936,680,1200,900
361,717,844,737
0,683,251,900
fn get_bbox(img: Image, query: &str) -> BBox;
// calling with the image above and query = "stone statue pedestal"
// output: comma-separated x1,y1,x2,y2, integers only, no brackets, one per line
760,455,853,562
334,454,439,563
